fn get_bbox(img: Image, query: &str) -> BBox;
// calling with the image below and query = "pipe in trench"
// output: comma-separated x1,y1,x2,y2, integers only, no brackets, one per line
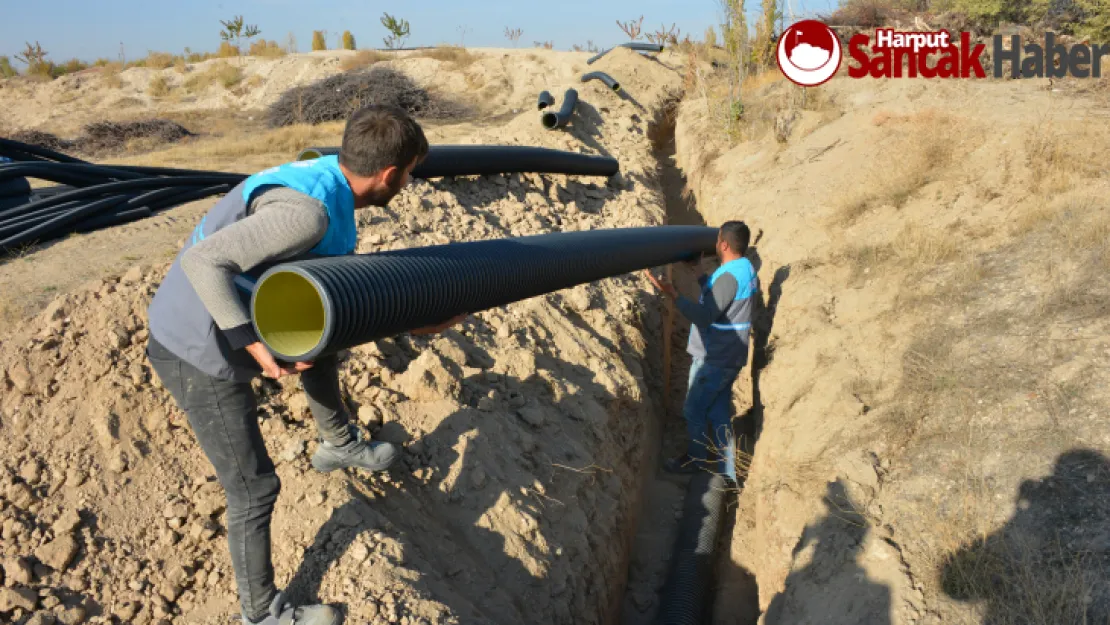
587,42,665,65
541,89,579,130
581,71,621,92
657,472,728,625
537,90,556,110
250,226,718,361
295,145,618,178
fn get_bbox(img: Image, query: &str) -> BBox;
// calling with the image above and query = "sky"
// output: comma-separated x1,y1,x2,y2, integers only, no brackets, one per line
1,0,839,64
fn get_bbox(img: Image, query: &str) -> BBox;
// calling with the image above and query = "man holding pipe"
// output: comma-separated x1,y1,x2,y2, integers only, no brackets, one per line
145,105,461,625
643,221,756,485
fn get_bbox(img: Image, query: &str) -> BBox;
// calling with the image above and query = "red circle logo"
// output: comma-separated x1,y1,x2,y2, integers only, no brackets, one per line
777,20,842,87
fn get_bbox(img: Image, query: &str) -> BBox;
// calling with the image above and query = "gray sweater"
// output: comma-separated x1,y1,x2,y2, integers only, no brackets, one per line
179,186,329,349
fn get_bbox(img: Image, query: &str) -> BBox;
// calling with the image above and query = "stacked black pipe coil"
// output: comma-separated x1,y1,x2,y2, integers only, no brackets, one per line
541,89,579,130
658,472,728,625
252,226,718,361
0,138,244,254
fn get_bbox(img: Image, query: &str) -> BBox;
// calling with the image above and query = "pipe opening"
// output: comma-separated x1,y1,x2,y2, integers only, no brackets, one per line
297,148,325,161
253,270,327,358
541,112,559,129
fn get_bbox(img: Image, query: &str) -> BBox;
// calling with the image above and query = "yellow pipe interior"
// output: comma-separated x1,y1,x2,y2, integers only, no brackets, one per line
253,271,326,358
297,148,324,161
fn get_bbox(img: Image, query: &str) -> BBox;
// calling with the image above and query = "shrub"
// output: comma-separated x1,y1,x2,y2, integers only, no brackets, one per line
143,52,176,69
184,61,244,91
148,74,170,96
266,66,470,127
0,56,16,79
340,50,388,71
248,39,286,57
312,30,327,51
217,41,240,58
418,45,478,68
342,31,356,50
78,119,193,153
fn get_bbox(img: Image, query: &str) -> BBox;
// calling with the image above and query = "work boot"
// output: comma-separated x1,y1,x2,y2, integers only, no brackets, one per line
311,427,398,474
244,591,341,625
663,453,702,475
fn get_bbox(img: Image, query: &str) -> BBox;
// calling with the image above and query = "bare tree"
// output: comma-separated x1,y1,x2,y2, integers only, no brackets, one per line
616,16,644,41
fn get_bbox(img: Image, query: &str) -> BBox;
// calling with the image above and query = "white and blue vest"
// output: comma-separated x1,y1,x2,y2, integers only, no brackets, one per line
686,257,758,368
147,156,357,381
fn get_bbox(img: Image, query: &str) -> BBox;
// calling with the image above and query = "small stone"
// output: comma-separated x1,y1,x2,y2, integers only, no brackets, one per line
307,491,326,507
189,519,218,542
206,571,221,587
159,580,182,603
357,405,381,427
470,466,487,489
106,450,129,473
56,605,86,625
0,586,38,611
3,557,33,585
121,267,144,284
106,327,129,350
279,438,305,463
64,469,86,488
8,362,33,395
52,509,83,535
19,459,42,485
497,325,511,340
477,397,496,412
114,602,138,621
27,611,57,625
517,408,546,427
163,502,189,520
6,483,36,510
34,535,79,571
195,496,225,519
349,542,370,564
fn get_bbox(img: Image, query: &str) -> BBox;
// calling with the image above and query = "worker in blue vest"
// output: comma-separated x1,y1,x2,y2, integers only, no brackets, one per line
644,221,757,484
145,105,462,625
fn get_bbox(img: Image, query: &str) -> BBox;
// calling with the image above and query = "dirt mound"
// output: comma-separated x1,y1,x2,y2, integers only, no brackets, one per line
0,46,692,625
8,130,73,153
267,67,471,128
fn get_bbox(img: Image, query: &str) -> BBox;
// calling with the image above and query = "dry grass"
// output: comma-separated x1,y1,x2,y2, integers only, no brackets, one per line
340,50,389,71
100,63,123,89
120,121,346,172
836,109,969,224
183,62,243,93
416,45,478,69
143,52,176,70
248,39,286,58
147,74,169,97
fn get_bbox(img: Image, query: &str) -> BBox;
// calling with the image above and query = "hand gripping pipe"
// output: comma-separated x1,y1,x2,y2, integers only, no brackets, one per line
541,89,578,130
251,226,717,361
586,42,665,65
537,90,556,110
295,145,618,178
581,71,621,92
657,472,728,625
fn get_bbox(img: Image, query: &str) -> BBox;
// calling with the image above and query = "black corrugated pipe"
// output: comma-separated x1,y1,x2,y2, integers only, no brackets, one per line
0,138,86,164
296,145,619,178
581,71,621,92
586,42,665,65
0,178,31,198
251,226,717,361
537,90,556,110
657,472,728,625
541,89,579,130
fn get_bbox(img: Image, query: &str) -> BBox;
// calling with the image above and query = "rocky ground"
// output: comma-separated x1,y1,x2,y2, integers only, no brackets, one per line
0,47,696,625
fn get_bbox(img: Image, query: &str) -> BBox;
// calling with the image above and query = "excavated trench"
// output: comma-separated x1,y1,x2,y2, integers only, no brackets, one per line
611,99,763,625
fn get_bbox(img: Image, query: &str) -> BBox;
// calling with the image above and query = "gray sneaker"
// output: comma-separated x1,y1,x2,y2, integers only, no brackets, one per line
244,591,340,625
311,429,399,474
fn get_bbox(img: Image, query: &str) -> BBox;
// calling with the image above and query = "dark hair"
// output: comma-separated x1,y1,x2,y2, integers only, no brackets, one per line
339,105,429,177
719,220,751,255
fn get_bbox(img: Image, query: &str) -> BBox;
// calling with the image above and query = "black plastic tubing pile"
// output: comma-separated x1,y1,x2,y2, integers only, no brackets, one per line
0,138,246,254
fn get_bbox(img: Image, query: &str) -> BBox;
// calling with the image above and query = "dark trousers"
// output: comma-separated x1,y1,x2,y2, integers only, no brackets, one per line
146,337,352,620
